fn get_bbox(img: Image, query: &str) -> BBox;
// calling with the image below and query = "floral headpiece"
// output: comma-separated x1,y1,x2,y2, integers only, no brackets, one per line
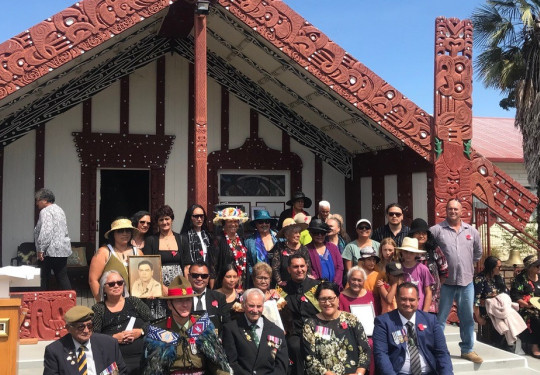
213,207,249,224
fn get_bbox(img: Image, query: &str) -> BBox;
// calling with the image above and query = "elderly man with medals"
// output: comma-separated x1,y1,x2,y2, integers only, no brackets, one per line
141,276,231,375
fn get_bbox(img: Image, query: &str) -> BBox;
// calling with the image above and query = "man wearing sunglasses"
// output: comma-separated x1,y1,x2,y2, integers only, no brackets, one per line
371,203,410,247
188,261,230,335
44,305,127,375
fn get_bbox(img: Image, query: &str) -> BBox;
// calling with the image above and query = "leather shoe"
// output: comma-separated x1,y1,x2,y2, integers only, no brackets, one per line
461,351,483,363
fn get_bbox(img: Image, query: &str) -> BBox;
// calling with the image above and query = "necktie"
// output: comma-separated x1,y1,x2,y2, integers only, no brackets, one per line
196,292,205,311
406,321,421,375
77,346,88,375
250,323,260,347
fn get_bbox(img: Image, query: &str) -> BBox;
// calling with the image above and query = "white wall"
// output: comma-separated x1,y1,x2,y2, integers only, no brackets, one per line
412,172,428,221
130,60,157,135
322,161,346,220
44,105,83,241
92,80,120,133
494,162,532,192
3,131,36,266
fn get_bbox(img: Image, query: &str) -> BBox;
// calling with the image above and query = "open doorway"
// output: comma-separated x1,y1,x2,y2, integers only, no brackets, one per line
98,169,150,246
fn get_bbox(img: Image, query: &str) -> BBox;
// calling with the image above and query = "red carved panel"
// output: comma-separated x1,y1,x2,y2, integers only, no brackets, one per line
10,290,77,340
218,0,433,162
0,0,174,100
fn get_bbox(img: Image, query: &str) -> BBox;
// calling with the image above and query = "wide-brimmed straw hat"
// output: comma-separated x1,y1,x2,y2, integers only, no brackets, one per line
293,212,311,226
286,191,312,208
409,218,431,235
160,275,200,299
249,209,277,228
104,218,138,239
277,218,308,238
396,237,426,254
213,207,249,224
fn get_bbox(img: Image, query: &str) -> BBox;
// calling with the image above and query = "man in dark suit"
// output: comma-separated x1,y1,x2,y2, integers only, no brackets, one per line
188,261,230,334
373,282,453,375
44,305,126,375
222,288,288,374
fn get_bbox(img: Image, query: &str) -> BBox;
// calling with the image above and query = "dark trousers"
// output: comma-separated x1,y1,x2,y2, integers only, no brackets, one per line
287,334,303,375
41,256,71,290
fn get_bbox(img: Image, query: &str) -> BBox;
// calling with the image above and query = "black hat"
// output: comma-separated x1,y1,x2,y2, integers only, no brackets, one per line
408,218,430,235
386,262,404,276
307,218,330,234
286,191,312,208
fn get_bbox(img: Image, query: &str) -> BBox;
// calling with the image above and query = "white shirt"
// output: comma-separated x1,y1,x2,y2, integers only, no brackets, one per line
196,231,208,260
73,338,97,375
398,312,431,374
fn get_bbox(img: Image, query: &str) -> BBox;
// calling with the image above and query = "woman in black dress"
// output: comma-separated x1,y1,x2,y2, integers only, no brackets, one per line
92,270,152,375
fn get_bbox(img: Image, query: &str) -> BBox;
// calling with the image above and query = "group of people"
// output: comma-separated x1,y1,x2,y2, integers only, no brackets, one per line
35,188,540,374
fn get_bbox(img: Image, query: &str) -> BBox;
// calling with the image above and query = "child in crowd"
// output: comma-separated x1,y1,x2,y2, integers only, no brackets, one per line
397,237,434,311
377,261,404,313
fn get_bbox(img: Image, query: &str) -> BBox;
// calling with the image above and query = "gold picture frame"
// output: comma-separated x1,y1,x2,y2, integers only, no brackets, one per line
0,318,9,337
128,255,163,298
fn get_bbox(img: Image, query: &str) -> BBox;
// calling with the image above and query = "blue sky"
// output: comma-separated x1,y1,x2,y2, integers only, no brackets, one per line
0,0,513,118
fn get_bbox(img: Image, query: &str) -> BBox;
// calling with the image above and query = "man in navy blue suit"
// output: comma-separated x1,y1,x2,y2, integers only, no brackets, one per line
373,282,453,375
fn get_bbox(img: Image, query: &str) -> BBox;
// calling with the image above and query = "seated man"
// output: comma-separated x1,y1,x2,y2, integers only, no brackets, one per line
131,259,162,298
222,288,288,374
373,282,453,375
278,253,320,375
44,305,127,375
188,260,230,335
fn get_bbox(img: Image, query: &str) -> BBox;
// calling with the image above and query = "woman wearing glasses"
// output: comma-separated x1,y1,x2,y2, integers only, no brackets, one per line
130,210,151,250
180,204,215,280
303,281,370,375
92,270,152,375
306,219,344,289
342,219,380,274
245,210,278,283
89,217,143,301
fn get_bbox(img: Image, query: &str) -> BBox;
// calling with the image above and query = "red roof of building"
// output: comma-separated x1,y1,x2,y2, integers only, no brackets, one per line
472,117,524,163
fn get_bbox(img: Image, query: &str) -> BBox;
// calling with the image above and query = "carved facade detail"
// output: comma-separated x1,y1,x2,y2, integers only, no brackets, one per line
0,0,171,100
218,0,433,161
10,290,77,340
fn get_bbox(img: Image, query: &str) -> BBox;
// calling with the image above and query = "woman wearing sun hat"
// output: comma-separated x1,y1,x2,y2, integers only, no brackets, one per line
245,209,278,279
277,191,312,229
511,254,540,357
141,275,231,374
213,207,250,290
89,217,143,301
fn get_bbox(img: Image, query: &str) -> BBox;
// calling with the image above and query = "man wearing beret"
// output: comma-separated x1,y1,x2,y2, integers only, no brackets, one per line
43,305,127,375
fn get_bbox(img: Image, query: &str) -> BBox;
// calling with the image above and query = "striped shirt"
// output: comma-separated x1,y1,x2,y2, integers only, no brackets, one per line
371,224,410,247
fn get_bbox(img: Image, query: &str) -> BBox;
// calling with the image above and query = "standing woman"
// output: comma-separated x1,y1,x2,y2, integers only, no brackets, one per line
342,219,380,274
303,282,371,375
306,219,344,289
511,255,540,357
271,218,312,286
245,210,278,278
213,207,250,290
327,214,350,253
180,204,214,279
408,218,448,314
89,218,143,301
130,210,151,250
92,270,152,375
144,205,183,319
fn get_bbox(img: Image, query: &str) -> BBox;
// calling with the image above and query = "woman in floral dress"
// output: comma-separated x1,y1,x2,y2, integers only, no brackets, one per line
511,254,540,357
303,281,370,375
213,207,250,290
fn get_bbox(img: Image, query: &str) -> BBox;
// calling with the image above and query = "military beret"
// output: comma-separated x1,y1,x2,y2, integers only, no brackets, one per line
64,305,94,324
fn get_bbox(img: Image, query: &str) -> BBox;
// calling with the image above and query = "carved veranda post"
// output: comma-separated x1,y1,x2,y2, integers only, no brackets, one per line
194,11,208,212
433,17,474,223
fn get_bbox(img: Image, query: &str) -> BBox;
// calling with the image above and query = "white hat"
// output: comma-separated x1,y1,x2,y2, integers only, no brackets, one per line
356,219,372,228
396,237,426,254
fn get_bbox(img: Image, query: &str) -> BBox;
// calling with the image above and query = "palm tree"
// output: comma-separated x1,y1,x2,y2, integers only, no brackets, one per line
472,0,540,234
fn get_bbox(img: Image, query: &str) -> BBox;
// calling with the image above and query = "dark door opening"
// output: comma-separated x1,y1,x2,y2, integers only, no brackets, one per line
98,169,150,246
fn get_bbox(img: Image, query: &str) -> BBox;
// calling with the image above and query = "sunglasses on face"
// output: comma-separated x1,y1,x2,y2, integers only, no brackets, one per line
388,212,402,217
72,322,94,332
357,226,371,231
105,280,125,287
139,220,151,225
191,273,209,280
115,228,132,234
192,214,204,219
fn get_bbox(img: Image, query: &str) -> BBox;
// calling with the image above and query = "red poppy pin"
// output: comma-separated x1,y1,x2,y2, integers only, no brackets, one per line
282,251,288,256
418,324,425,331
466,235,472,240
199,250,204,256
300,296,307,302
212,300,218,307
341,321,348,329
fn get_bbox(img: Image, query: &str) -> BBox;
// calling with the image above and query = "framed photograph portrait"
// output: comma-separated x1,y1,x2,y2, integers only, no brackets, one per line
350,303,376,336
128,255,163,298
